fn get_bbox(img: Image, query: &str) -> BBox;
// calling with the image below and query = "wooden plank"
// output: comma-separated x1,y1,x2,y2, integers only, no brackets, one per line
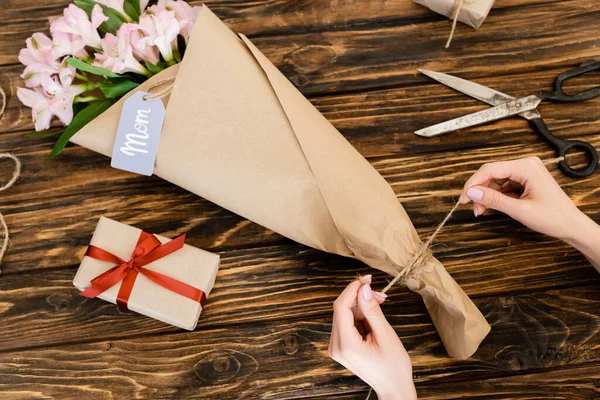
3,63,600,158
1,135,599,275
0,222,598,352
0,286,598,399
415,365,600,400
302,364,600,399
0,0,565,66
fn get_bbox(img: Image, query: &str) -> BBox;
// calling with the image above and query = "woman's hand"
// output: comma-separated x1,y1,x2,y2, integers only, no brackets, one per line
461,157,600,271
329,276,417,400
461,157,585,240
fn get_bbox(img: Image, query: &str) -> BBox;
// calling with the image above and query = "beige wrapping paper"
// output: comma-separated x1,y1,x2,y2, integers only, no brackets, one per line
71,5,490,359
414,0,495,29
73,217,220,330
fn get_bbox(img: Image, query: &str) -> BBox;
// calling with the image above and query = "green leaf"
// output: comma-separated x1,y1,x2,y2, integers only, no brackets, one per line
49,100,115,159
101,8,127,34
26,129,64,138
73,0,95,14
99,80,140,98
146,62,166,75
123,0,141,21
66,57,122,78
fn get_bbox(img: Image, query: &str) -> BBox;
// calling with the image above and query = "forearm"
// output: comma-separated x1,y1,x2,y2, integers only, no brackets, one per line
565,211,600,273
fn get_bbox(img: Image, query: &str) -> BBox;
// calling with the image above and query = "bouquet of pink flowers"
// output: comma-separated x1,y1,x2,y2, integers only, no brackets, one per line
17,0,200,157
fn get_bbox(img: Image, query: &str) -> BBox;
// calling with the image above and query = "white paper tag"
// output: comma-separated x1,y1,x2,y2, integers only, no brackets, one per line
111,91,166,176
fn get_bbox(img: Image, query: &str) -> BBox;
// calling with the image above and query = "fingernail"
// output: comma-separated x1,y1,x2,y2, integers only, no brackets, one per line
474,205,479,217
361,284,373,301
374,291,388,299
459,193,469,204
363,274,372,282
467,187,484,202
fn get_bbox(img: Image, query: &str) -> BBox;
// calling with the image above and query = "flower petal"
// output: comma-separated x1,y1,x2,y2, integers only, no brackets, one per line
17,87,43,108
91,4,109,28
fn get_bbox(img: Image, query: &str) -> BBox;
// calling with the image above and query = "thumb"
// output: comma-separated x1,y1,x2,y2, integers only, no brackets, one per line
357,284,393,335
466,186,522,216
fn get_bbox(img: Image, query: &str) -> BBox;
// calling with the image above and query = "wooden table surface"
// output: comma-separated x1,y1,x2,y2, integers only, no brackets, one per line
1,0,600,399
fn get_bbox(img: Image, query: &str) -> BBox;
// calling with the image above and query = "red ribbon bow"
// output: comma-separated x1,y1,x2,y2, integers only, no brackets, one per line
80,231,206,308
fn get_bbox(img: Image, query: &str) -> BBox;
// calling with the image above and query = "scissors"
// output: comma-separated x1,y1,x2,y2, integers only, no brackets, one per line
415,61,600,178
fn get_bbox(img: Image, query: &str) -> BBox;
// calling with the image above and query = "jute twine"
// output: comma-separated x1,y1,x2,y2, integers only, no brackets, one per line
142,77,176,101
0,86,23,271
446,0,474,48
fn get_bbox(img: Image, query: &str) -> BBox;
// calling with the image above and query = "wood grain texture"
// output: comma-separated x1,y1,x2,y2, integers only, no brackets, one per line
1,136,598,275
0,286,598,399
304,364,600,400
2,0,600,398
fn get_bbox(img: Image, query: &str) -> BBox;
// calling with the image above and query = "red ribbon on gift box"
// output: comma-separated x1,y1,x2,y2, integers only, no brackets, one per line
79,231,206,308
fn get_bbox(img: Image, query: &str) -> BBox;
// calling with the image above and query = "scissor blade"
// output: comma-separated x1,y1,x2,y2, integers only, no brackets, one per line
418,69,516,106
414,95,542,137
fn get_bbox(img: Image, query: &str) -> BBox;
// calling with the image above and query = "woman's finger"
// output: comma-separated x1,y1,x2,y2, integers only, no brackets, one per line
354,291,387,323
461,159,536,204
332,277,370,346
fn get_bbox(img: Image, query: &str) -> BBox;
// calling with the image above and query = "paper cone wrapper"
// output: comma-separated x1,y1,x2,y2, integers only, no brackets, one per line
71,5,490,359
73,217,220,330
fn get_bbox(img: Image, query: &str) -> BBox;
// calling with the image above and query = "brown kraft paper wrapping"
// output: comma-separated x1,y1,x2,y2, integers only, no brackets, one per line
413,0,496,29
71,5,491,359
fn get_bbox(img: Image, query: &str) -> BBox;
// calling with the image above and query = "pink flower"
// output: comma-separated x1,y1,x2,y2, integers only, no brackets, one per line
150,0,199,42
18,33,61,69
40,66,87,126
18,33,64,88
21,63,58,88
52,31,89,60
137,10,185,63
17,87,54,131
51,4,107,49
128,25,160,65
18,65,88,130
93,24,150,75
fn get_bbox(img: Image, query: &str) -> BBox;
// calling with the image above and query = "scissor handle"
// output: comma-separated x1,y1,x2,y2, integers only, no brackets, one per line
538,60,600,103
529,118,598,178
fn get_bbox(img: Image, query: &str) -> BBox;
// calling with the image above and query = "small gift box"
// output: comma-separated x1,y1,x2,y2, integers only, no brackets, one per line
414,0,495,29
73,217,220,330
